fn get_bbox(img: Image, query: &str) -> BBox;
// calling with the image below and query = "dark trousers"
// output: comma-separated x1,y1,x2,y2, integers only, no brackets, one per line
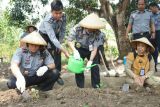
39,31,61,72
75,47,100,88
48,49,61,71
156,30,160,53
150,39,158,65
98,45,110,70
7,70,60,91
132,32,150,40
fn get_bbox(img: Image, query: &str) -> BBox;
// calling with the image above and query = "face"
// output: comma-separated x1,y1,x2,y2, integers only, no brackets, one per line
138,0,145,11
51,10,63,21
28,27,35,33
137,42,147,55
28,44,40,53
149,6,158,13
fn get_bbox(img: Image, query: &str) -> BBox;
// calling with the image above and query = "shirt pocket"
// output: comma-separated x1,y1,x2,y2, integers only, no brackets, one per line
22,59,32,69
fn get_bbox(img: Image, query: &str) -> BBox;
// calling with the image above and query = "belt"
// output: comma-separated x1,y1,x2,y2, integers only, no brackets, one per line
133,32,149,36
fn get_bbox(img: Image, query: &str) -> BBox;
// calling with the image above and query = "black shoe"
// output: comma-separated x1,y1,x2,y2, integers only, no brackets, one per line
155,65,157,72
57,77,64,85
115,72,120,77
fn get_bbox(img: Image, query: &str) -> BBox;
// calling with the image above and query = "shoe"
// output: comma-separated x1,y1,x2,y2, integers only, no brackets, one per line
115,72,120,77
155,65,157,72
57,77,64,85
104,72,110,77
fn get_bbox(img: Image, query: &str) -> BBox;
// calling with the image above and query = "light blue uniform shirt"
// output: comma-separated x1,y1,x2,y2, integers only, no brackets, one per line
11,48,54,76
129,9,154,33
39,13,66,49
68,25,102,49
152,11,160,31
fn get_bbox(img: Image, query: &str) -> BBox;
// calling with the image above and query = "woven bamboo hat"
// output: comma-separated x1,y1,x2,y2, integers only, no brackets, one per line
79,13,105,29
131,37,155,53
20,31,47,46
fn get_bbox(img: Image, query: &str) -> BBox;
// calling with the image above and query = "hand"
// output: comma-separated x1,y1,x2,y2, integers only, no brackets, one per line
73,49,81,60
36,66,48,76
139,76,146,86
64,50,69,58
16,76,26,93
134,76,144,86
61,48,69,58
85,60,93,72
134,76,141,86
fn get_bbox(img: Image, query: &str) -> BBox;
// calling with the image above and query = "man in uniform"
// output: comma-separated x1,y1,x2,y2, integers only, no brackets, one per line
39,0,69,85
7,31,60,93
67,13,105,88
149,2,160,71
126,0,155,40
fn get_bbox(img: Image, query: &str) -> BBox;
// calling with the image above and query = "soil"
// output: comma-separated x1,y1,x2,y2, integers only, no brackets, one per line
1,63,160,107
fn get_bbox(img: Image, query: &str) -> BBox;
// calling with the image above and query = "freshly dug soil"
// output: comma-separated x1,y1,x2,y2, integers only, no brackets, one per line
1,63,160,107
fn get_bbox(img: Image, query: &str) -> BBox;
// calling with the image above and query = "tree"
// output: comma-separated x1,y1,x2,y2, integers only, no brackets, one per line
8,0,160,58
66,0,159,58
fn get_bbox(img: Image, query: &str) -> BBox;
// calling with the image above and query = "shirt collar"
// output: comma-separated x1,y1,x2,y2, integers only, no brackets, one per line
137,10,146,14
52,15,63,23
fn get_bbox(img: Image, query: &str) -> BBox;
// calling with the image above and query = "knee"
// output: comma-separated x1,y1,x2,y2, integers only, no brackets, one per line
7,78,16,89
48,69,60,79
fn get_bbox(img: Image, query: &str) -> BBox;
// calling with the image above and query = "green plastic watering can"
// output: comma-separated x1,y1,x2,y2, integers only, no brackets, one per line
67,55,97,74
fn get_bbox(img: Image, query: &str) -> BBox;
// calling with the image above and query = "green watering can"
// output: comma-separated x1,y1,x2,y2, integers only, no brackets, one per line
67,55,97,74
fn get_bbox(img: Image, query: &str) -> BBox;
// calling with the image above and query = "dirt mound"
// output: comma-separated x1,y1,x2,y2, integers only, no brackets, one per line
0,89,21,106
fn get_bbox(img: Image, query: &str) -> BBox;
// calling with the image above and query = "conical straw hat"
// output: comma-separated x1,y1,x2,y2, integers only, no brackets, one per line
131,37,155,53
20,31,47,46
79,13,105,29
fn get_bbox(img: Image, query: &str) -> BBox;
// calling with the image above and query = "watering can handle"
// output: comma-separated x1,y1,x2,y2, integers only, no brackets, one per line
85,64,97,69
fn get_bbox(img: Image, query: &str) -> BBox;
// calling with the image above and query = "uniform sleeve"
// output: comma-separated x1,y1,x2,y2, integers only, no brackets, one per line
59,15,66,43
67,26,77,41
44,50,54,65
11,48,23,64
43,20,62,49
125,52,135,78
129,14,134,24
150,14,155,24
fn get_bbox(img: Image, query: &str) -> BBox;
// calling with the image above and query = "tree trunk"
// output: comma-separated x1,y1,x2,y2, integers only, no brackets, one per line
100,0,131,59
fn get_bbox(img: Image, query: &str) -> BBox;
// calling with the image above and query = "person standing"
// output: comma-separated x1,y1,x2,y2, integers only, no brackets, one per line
39,0,69,85
67,13,105,88
126,0,155,40
149,2,160,71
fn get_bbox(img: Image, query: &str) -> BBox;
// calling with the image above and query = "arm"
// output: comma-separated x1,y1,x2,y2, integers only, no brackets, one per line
145,58,155,79
126,14,133,38
43,21,62,49
59,15,66,43
11,62,24,79
10,48,26,93
68,41,76,52
44,50,56,70
150,19,156,39
67,26,78,52
125,60,137,79
89,48,97,61
126,23,132,38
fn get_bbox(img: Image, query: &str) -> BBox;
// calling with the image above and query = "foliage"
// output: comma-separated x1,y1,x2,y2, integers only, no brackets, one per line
0,11,21,60
8,0,49,27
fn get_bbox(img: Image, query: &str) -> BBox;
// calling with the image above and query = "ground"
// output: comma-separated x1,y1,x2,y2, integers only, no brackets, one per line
1,63,160,107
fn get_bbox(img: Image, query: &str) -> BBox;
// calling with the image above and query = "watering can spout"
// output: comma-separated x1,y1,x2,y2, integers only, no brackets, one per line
67,55,97,74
